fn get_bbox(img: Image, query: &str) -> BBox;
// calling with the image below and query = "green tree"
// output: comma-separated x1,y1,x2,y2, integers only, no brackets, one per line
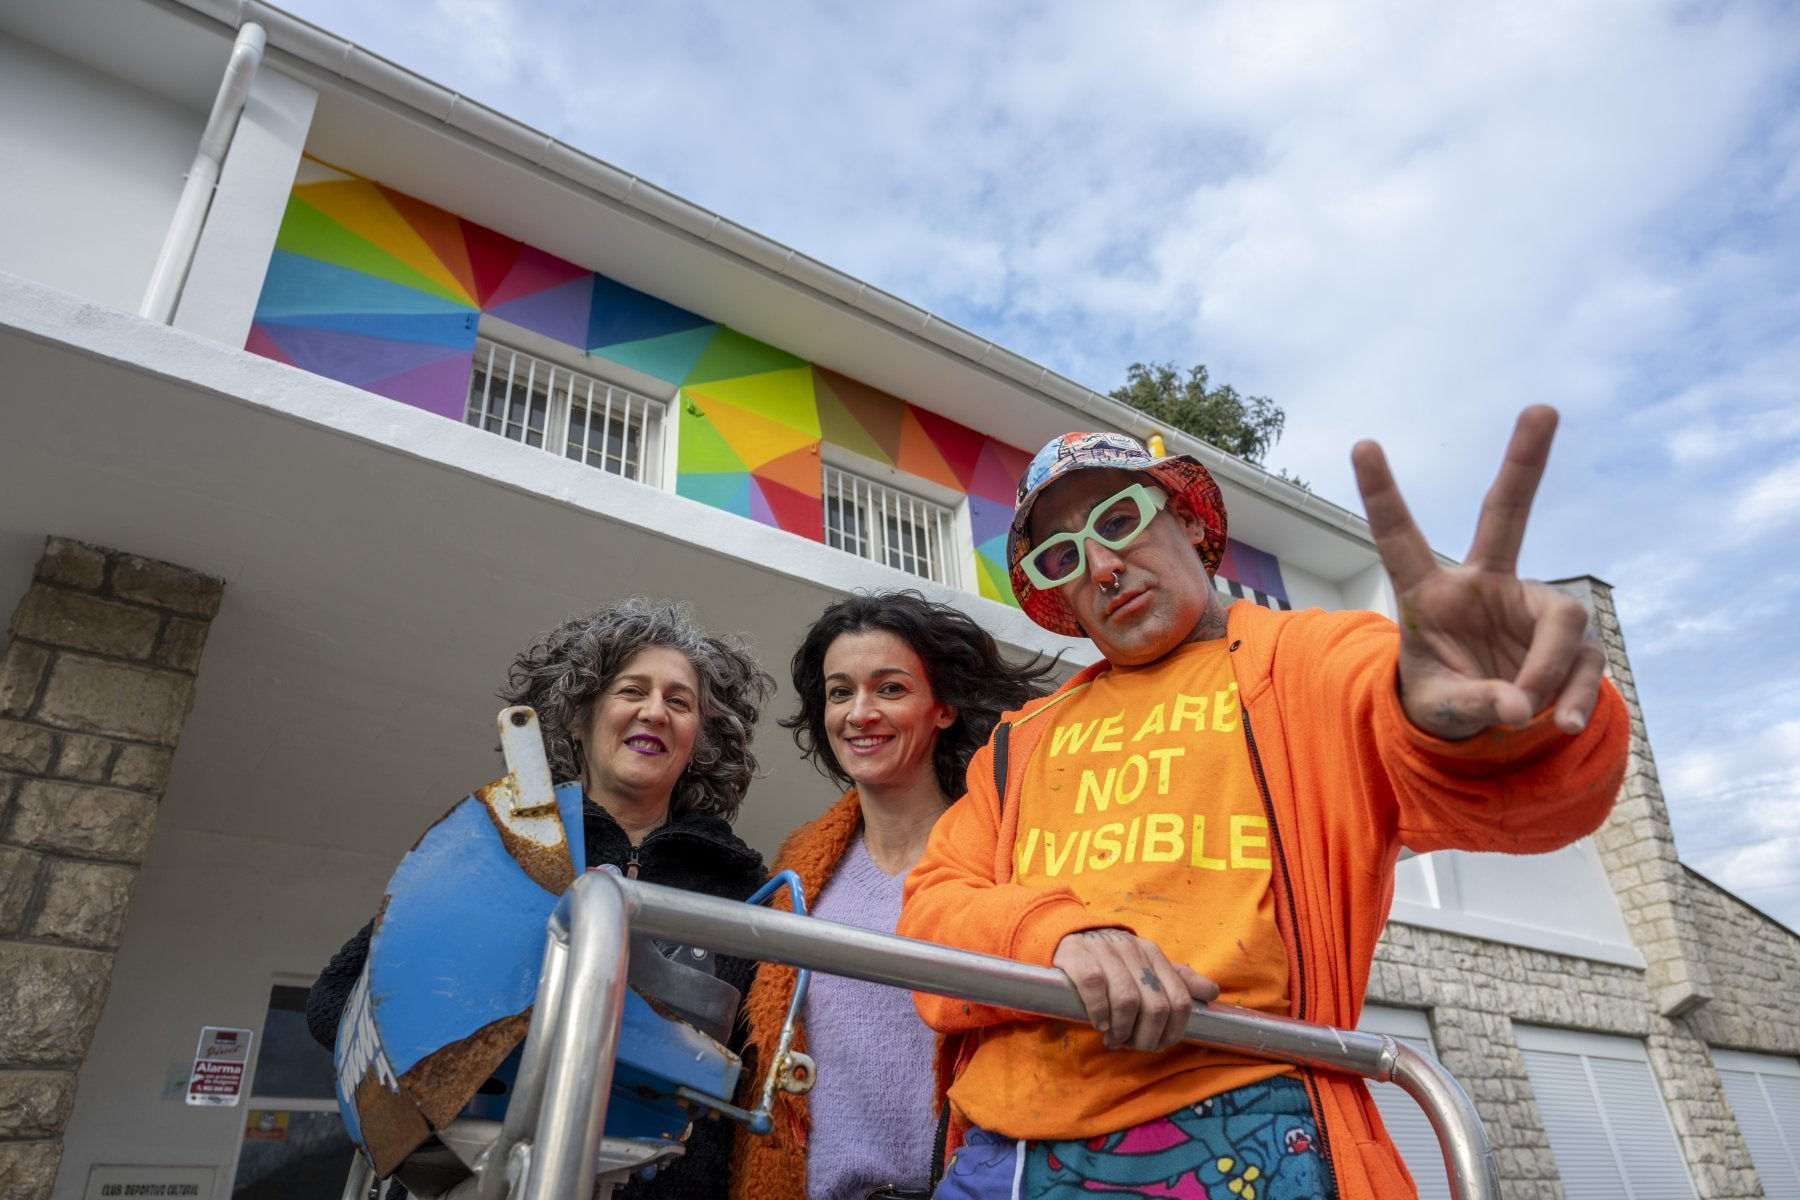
1109,361,1287,467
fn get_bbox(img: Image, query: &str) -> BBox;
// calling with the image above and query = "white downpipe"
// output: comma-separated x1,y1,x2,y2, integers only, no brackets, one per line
138,21,267,323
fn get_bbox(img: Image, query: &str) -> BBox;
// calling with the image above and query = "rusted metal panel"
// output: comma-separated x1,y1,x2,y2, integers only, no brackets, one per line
333,708,748,1182
333,712,584,1176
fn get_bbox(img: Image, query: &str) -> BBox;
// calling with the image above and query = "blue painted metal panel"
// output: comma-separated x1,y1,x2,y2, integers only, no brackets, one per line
368,782,584,1076
335,776,744,1177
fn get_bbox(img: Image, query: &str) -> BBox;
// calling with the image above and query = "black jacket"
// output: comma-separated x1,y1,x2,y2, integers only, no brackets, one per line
307,798,766,1200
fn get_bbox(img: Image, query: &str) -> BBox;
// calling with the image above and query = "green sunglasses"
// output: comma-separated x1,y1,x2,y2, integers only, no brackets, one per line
1021,483,1169,589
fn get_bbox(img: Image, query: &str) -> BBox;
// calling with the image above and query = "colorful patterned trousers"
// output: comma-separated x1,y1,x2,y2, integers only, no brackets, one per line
933,1075,1335,1200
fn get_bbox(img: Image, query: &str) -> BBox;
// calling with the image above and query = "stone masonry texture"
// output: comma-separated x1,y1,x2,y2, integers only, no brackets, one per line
1362,578,1798,1200
1578,577,1717,1019
0,537,222,1200
1682,869,1800,1055
0,1141,62,1200
0,1070,76,1139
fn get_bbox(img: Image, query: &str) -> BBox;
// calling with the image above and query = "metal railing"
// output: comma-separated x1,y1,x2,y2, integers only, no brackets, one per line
343,709,1496,1199
494,872,1499,1200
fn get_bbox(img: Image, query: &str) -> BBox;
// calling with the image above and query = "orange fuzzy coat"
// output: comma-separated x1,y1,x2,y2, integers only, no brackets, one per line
729,790,889,1200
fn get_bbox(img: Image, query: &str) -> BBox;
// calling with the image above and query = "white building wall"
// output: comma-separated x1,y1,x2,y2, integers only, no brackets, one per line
1338,559,1396,619
174,67,318,347
51,828,387,1199
1393,842,1642,966
1272,558,1341,612
0,33,201,313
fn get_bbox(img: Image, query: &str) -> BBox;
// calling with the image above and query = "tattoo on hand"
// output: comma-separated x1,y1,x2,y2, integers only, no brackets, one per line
1139,967,1163,993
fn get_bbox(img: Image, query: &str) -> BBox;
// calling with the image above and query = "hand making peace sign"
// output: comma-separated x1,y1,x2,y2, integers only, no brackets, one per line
1352,405,1608,742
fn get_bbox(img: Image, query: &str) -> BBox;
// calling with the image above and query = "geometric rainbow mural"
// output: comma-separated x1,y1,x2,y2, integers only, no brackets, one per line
247,159,1032,604
247,160,1284,610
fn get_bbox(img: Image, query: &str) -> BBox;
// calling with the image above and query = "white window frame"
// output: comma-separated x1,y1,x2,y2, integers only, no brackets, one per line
1515,1023,1700,1200
1358,1006,1452,1200
1711,1047,1800,1200
818,445,968,590
464,326,672,489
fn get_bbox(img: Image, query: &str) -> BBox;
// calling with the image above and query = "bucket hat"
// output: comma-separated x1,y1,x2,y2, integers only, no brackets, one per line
1007,432,1227,637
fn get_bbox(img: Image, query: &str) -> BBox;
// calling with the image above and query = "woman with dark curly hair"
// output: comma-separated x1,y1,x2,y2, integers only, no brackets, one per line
733,591,1056,1200
308,597,774,1200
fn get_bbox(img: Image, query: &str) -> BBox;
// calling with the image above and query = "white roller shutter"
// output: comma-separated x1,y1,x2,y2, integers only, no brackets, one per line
1712,1047,1800,1200
1515,1024,1698,1200
1358,1006,1452,1200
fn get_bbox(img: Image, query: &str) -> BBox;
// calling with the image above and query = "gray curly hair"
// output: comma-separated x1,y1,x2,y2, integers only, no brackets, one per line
500,597,775,823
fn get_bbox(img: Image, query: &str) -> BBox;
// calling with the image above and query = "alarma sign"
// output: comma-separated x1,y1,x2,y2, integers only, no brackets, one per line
185,1026,253,1107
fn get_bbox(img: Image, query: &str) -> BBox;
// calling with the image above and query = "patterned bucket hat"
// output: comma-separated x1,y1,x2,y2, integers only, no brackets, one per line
1008,432,1228,638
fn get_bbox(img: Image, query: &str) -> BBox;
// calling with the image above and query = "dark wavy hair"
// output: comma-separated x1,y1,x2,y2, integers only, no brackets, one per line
782,591,1058,800
501,597,775,822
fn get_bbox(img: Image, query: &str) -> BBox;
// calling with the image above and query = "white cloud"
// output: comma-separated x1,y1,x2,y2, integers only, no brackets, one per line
1732,461,1800,530
1666,718,1800,809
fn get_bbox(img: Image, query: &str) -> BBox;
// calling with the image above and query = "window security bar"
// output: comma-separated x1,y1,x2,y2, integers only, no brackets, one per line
822,464,957,586
464,339,665,486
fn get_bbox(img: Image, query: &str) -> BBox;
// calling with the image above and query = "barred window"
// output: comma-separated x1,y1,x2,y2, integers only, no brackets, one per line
822,464,957,586
465,339,664,485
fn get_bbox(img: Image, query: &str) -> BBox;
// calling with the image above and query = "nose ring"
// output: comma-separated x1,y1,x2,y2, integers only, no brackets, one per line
1099,569,1123,596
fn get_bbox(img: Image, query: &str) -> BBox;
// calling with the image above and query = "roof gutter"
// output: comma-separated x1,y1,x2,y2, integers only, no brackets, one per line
171,0,1372,544
139,20,266,322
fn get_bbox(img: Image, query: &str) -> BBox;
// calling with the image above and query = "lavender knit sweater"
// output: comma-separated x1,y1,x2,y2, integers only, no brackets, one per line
802,836,938,1200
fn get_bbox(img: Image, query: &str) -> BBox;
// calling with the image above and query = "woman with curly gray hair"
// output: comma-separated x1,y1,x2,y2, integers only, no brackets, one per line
503,596,772,834
308,598,774,1200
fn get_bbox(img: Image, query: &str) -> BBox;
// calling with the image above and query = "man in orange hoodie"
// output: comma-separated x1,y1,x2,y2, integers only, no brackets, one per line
899,407,1628,1200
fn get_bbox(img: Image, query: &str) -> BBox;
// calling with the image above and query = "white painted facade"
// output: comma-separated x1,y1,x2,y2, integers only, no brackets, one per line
0,31,199,313
0,2,1673,1196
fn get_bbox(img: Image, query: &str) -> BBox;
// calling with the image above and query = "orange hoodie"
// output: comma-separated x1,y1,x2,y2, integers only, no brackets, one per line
899,601,1627,1200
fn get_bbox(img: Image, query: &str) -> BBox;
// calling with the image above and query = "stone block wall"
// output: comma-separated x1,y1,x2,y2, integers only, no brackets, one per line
1363,577,1798,1199
1682,868,1800,1055
1370,922,1767,1199
1370,922,1647,1200
0,538,222,1200
1561,576,1715,1018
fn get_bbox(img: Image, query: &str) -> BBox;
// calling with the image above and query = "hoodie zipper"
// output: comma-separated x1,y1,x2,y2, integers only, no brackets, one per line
1240,699,1340,1197
1240,707,1303,1021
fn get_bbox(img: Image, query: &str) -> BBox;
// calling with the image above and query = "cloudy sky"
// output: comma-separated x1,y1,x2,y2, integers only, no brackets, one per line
278,0,1800,930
